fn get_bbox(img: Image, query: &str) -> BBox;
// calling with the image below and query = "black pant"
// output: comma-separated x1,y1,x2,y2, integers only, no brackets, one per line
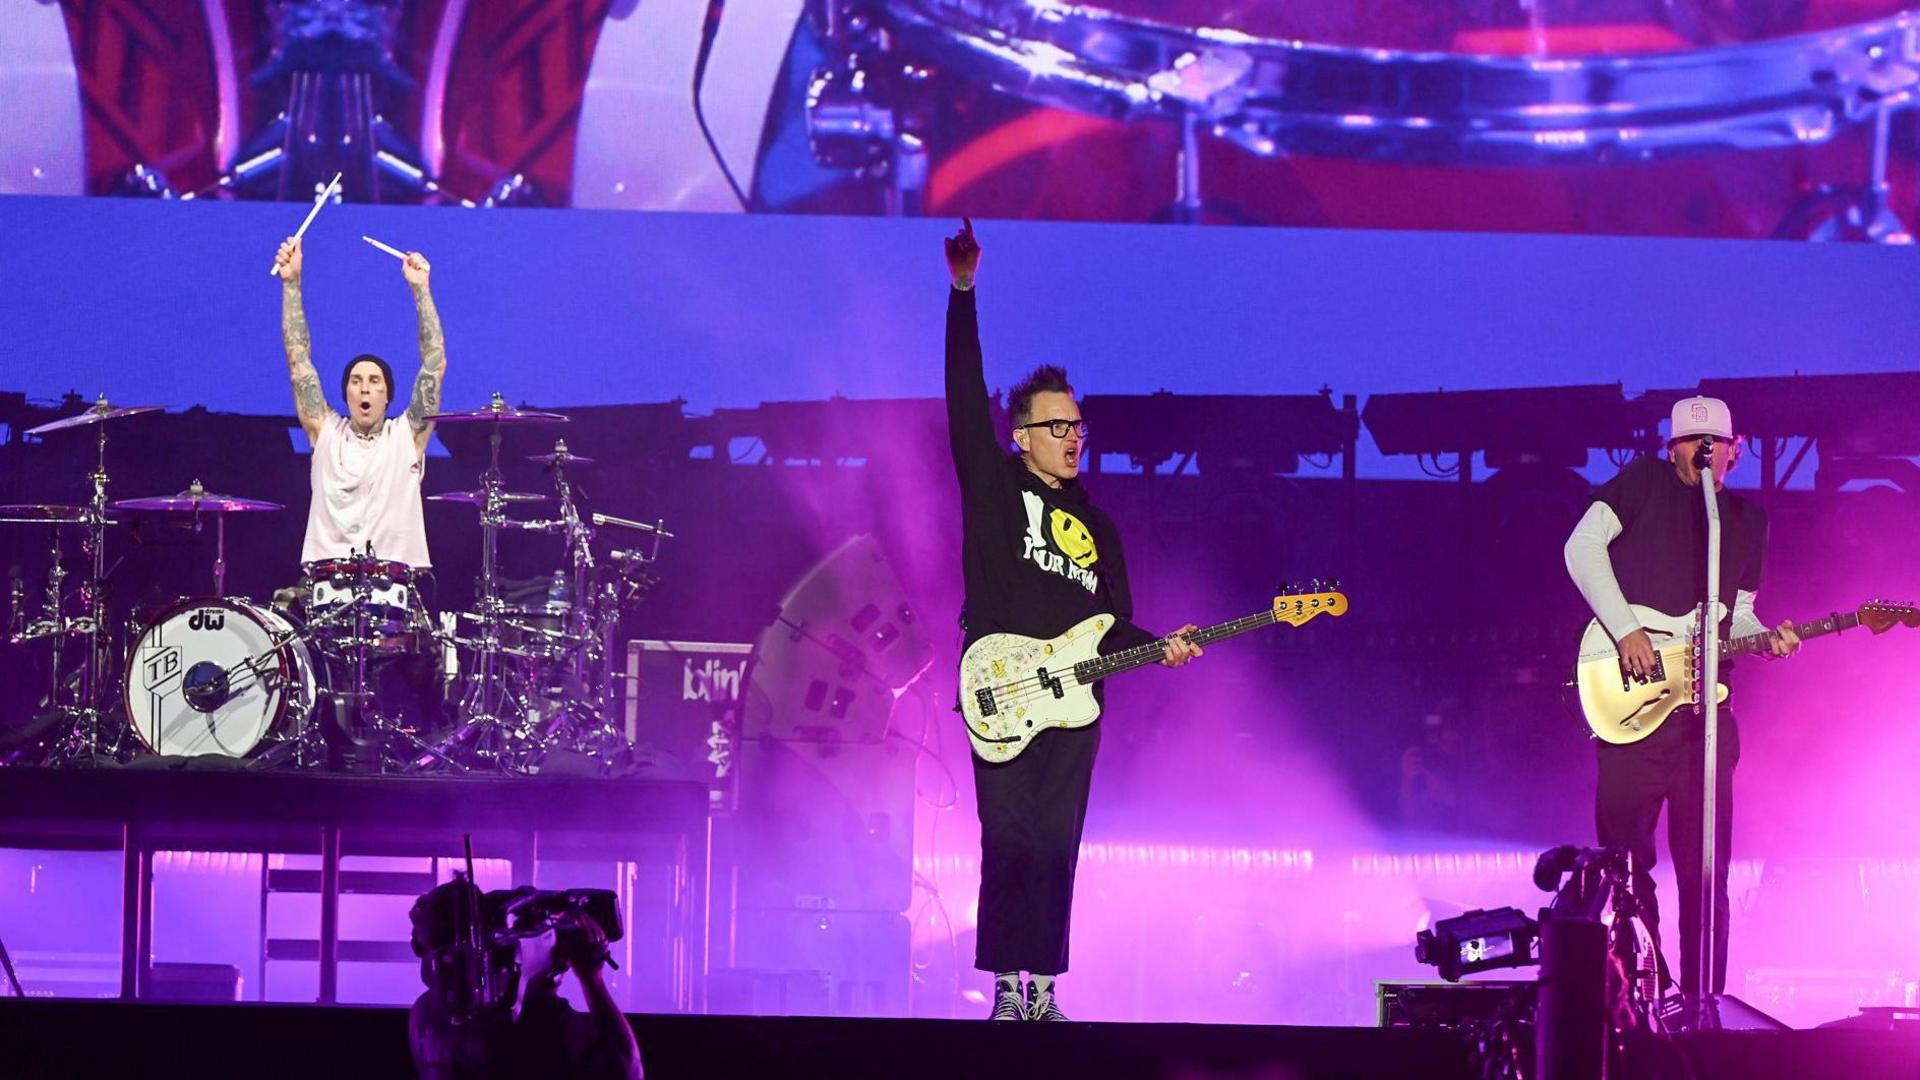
971,721,1100,976
1595,710,1739,996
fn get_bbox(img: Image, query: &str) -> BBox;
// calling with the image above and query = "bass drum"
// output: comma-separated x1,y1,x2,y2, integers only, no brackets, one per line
123,597,317,758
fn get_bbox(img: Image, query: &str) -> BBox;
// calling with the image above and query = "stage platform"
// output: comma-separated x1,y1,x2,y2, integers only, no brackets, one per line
5,999,1919,1079
0,766,709,1005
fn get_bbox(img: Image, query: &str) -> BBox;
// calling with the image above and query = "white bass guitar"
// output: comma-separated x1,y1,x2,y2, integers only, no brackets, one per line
960,587,1349,763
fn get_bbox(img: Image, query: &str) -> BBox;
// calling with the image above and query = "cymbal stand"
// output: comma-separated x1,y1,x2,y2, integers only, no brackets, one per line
588,511,672,747
44,402,119,764
82,400,114,742
448,407,535,768
20,524,81,754
180,480,230,598
548,447,607,737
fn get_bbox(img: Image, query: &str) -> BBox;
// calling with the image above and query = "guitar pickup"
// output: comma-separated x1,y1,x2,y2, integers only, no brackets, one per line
975,687,997,717
1037,668,1065,700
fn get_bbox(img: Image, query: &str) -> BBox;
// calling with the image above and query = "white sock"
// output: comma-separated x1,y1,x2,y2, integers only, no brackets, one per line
1031,975,1055,996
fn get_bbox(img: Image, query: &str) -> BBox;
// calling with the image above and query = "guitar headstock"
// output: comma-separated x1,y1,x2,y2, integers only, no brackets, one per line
1859,600,1920,634
1272,579,1349,626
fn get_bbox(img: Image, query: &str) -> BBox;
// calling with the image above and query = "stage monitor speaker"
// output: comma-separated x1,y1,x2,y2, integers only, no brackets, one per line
726,737,915,914
720,910,910,1018
743,535,931,743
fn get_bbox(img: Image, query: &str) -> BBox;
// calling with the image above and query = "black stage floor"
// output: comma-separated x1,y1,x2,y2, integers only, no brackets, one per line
5,999,1919,1079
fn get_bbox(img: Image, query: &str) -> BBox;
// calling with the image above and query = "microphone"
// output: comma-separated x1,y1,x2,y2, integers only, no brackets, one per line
1693,433,1715,471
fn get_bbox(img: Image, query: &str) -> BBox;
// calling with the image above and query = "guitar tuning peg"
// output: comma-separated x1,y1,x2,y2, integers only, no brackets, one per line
1277,581,1294,595
1326,578,1340,591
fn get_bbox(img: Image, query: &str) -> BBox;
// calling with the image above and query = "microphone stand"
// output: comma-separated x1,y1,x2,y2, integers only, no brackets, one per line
1692,434,1722,1031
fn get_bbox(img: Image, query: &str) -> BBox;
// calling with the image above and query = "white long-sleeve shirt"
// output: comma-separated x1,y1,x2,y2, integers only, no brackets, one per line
1563,501,1767,642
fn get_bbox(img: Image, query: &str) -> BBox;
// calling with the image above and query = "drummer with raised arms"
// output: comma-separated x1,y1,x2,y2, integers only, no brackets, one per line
273,235,445,570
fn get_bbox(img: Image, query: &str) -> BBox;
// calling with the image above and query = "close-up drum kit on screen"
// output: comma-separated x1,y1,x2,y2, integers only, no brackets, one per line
2,393,669,775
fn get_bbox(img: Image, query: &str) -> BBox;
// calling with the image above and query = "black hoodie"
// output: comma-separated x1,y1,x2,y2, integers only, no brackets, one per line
945,286,1158,654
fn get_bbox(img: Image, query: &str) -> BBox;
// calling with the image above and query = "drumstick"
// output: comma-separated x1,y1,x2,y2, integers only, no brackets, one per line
362,235,408,261
269,171,343,276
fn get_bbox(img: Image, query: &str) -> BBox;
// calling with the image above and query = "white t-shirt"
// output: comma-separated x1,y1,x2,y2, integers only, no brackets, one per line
301,415,431,568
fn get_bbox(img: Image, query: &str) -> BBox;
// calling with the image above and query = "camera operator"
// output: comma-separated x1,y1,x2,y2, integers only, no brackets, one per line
408,879,643,1080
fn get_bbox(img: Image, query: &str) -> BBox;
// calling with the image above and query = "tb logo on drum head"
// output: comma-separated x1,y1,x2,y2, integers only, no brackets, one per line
188,607,226,632
142,645,182,689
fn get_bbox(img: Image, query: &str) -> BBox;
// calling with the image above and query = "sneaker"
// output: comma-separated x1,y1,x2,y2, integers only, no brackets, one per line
1025,981,1068,1021
990,982,1025,1021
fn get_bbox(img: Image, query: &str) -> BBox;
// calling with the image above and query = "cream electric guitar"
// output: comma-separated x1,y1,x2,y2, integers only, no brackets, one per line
1576,600,1920,744
960,587,1349,763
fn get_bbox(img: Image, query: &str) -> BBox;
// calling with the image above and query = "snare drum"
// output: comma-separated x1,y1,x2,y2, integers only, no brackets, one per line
123,597,317,758
769,0,1920,237
302,557,425,649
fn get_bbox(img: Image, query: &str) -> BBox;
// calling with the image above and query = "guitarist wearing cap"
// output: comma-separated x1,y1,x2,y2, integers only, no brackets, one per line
943,219,1203,1022
1563,395,1800,1001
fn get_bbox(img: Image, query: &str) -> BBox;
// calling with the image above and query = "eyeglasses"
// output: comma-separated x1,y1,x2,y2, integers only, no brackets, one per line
1017,419,1089,440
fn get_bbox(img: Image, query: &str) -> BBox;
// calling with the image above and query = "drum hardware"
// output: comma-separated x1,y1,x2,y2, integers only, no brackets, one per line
17,397,166,764
1,514,109,764
114,481,285,599
517,438,622,765
1788,63,1919,243
787,2,1920,237
297,547,464,773
334,551,463,773
526,442,595,468
422,394,571,769
803,14,933,217
426,489,549,506
413,427,675,773
6,572,24,643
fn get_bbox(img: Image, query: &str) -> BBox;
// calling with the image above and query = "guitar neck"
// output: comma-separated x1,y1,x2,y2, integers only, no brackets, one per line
1722,611,1860,657
1073,610,1277,684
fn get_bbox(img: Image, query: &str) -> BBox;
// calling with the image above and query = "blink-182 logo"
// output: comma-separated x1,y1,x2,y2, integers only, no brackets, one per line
188,607,226,631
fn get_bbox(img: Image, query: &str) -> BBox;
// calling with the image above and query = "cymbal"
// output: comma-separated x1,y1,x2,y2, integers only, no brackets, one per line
0,504,117,525
26,400,164,436
527,450,595,467
425,392,569,425
427,490,549,506
114,491,284,513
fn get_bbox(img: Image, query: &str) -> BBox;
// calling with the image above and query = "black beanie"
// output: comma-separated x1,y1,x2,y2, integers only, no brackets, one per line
341,353,396,413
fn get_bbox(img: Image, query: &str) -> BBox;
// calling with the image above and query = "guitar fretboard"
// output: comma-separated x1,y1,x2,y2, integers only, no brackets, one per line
1071,610,1279,685
1722,611,1861,657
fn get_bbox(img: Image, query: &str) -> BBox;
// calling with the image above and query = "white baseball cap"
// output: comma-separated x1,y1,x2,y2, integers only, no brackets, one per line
1668,395,1732,442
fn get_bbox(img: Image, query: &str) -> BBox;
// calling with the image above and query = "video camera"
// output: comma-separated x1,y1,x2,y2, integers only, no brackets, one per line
411,875,625,1022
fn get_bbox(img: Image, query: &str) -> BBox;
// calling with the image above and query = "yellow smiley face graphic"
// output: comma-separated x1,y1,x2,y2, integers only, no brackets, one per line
1049,508,1099,569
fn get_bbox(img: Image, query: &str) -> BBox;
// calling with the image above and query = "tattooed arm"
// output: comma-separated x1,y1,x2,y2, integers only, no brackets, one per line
276,237,332,441
400,251,445,456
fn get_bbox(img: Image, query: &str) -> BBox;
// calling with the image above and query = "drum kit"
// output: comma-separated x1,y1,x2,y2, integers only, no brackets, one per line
2,392,669,775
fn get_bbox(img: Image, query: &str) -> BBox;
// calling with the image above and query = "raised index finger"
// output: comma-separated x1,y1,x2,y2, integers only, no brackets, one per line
962,216,974,240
